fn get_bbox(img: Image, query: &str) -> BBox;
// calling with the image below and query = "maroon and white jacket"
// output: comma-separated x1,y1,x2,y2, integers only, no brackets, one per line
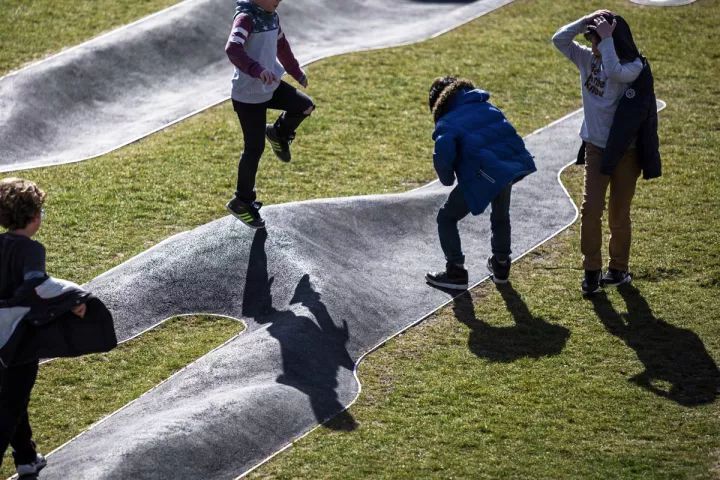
226,1,305,104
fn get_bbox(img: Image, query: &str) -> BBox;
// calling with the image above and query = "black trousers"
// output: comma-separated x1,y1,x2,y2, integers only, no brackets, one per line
0,360,39,467
232,80,314,203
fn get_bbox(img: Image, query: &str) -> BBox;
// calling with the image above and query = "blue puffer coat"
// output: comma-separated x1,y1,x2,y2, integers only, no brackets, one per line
432,87,536,215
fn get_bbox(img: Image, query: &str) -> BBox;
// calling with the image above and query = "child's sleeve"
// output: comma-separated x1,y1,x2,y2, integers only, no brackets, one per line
552,18,593,68
276,22,306,85
22,241,46,280
225,14,264,78
433,128,458,186
598,39,643,83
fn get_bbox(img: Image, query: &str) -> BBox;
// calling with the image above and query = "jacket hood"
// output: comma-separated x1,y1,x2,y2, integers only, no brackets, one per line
433,81,490,122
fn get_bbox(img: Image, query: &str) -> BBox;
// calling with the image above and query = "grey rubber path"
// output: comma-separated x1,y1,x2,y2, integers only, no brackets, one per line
36,101,664,479
35,108,583,480
0,0,514,172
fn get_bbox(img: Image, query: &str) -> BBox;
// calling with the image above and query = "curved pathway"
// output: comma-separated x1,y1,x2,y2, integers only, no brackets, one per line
30,100,664,479
0,0,513,172
41,107,583,480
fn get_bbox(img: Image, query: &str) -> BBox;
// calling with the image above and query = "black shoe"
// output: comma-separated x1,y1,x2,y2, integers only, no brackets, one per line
226,197,265,229
426,263,469,290
582,269,602,295
266,124,294,162
602,268,632,287
16,453,46,478
487,256,510,284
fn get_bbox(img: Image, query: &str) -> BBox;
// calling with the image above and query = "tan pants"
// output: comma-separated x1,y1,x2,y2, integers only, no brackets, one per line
581,143,641,272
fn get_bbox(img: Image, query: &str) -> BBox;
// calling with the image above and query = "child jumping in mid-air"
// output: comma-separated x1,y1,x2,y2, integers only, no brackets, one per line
425,77,536,290
224,0,315,229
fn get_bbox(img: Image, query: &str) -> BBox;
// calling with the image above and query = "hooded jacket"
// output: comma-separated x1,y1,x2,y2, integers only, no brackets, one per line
605,58,660,178
432,84,536,215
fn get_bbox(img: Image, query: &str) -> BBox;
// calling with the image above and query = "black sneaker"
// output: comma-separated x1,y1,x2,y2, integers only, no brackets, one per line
226,197,265,229
426,263,469,290
487,256,510,284
582,269,602,295
16,453,47,477
602,268,632,287
266,124,294,162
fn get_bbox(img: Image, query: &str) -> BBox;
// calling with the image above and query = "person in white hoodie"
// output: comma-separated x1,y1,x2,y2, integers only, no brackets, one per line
224,0,315,229
552,10,646,295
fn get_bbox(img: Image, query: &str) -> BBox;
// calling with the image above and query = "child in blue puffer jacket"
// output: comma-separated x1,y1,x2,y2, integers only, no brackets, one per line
425,77,536,290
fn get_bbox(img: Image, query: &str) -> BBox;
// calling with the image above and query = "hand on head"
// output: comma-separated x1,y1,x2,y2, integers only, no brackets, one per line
593,15,617,39
584,9,613,24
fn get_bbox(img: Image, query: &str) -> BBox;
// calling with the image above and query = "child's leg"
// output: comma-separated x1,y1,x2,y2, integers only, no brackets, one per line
232,100,268,203
0,360,39,467
607,149,641,271
266,81,315,137
490,183,512,261
581,143,611,271
437,185,471,265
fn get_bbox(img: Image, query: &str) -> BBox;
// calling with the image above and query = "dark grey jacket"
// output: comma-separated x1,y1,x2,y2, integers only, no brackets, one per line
0,276,116,367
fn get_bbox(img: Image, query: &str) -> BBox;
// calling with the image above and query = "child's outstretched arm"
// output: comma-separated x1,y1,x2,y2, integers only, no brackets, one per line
225,14,276,84
277,22,307,88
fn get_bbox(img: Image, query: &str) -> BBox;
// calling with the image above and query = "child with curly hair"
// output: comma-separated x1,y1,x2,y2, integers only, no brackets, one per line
425,77,536,289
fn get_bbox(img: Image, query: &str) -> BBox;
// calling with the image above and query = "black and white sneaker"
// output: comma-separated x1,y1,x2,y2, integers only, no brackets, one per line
16,453,47,478
582,269,602,296
226,197,265,229
426,263,469,290
266,124,294,162
487,256,510,284
602,268,632,287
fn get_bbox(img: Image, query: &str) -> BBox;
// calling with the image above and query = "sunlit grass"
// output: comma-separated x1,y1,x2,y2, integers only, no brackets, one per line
1,0,718,477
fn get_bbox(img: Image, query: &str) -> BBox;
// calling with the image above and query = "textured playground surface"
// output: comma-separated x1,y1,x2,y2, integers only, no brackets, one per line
41,110,585,479
0,0,513,172
1,0,711,479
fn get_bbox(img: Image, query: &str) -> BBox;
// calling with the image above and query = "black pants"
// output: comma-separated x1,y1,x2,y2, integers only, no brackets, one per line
232,81,314,203
0,360,39,467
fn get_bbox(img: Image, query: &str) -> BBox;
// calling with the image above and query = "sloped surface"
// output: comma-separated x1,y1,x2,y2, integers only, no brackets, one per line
39,110,585,480
0,0,514,172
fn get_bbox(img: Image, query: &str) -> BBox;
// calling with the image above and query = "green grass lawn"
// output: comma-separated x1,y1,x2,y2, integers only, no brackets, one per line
2,0,719,478
0,0,180,76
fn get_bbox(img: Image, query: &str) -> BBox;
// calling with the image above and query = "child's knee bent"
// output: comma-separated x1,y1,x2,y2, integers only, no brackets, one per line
303,103,315,116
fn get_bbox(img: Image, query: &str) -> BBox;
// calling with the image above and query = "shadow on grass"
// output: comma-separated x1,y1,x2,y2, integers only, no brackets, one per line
242,230,358,431
451,283,570,362
591,284,720,406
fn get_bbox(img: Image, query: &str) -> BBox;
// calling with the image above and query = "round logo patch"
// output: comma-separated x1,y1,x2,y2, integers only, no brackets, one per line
625,88,636,99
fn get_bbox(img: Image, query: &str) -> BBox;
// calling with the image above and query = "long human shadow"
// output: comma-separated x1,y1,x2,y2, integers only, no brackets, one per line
591,284,720,406
241,229,358,430
451,284,570,362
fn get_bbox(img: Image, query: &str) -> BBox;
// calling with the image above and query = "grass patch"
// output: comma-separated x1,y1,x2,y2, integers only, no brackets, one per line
0,0,718,477
1,315,243,477
241,0,719,478
0,0,180,76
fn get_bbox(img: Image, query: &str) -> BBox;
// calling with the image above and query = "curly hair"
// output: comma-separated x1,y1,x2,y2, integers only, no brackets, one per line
0,177,46,231
429,76,476,123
